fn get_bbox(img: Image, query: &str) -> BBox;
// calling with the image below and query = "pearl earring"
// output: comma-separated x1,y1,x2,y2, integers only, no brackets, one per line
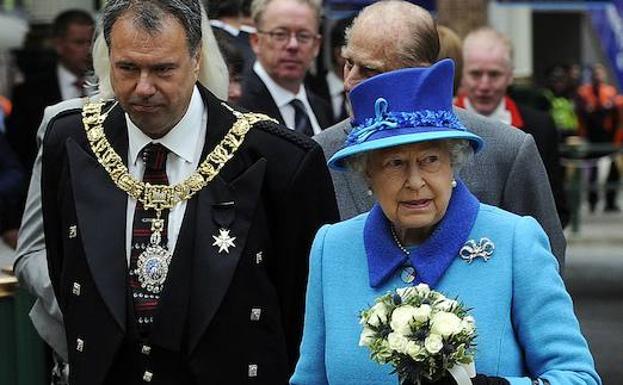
367,188,373,196
451,179,457,188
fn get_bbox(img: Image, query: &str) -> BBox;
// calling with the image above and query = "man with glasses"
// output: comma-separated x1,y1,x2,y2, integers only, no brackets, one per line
239,0,333,136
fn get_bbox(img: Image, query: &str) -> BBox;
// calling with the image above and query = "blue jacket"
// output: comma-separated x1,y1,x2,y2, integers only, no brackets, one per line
291,204,600,385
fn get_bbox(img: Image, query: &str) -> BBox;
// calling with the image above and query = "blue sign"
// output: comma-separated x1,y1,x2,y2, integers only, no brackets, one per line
590,1,623,88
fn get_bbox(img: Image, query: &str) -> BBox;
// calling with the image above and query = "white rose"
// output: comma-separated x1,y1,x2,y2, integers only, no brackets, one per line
388,332,410,354
359,327,376,347
412,304,432,322
436,298,458,312
407,342,425,360
367,302,389,327
460,315,476,334
390,305,416,335
424,333,444,354
396,287,417,301
414,283,430,295
431,311,462,337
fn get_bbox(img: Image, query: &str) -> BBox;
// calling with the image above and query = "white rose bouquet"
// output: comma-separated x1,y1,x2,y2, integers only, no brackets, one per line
359,284,476,385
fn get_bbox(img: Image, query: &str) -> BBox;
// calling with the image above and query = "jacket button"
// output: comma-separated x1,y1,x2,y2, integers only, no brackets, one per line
76,338,84,352
248,364,258,377
250,308,261,321
141,345,151,355
142,371,153,382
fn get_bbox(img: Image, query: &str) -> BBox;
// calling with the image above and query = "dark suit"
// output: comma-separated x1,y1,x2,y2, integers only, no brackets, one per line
239,69,334,131
517,104,570,228
6,69,62,172
41,85,339,385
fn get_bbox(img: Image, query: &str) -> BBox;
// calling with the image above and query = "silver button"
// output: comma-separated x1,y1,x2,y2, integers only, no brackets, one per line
250,308,261,321
143,371,153,382
141,345,151,355
68,225,77,239
76,338,84,352
255,251,263,264
248,364,258,377
72,282,81,296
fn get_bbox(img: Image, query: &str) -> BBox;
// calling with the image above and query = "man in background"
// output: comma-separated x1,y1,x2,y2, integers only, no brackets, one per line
314,0,566,266
6,9,94,173
456,27,569,228
239,0,332,136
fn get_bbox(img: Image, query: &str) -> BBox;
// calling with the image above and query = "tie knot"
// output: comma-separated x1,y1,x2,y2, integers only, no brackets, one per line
290,98,305,111
142,143,169,171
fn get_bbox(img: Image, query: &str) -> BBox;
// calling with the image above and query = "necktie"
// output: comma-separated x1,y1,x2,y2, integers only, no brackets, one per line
290,98,314,136
128,143,170,336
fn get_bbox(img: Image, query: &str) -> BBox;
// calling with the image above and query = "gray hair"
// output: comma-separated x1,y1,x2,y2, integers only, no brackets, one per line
102,0,203,56
345,139,473,178
91,0,229,99
251,0,322,29
463,26,513,69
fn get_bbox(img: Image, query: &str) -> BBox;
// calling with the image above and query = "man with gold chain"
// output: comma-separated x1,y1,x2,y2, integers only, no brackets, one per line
39,1,338,384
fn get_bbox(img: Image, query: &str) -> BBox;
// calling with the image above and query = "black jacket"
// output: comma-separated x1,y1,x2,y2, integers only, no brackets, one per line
41,85,339,385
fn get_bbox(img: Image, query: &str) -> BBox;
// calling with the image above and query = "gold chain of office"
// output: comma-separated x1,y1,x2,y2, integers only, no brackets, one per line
81,99,277,212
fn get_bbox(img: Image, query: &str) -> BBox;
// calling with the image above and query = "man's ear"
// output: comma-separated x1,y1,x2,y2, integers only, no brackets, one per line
250,32,261,56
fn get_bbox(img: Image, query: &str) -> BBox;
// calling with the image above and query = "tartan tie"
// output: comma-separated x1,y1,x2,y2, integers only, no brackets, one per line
128,143,170,336
290,98,314,136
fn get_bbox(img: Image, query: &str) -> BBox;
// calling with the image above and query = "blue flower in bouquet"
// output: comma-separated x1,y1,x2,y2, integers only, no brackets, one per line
359,283,476,385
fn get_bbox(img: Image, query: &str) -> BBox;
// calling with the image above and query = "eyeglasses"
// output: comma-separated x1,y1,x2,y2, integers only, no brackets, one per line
257,29,319,46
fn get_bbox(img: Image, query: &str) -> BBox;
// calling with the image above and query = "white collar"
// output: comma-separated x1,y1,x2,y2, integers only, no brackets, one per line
253,61,308,107
326,70,344,97
464,97,511,125
210,19,240,36
57,64,79,87
127,86,204,165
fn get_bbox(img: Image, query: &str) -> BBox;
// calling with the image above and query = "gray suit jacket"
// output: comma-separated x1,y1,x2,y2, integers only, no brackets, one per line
314,108,566,268
13,98,86,361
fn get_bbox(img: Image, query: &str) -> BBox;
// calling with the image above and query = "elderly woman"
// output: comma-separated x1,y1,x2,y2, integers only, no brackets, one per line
290,60,600,385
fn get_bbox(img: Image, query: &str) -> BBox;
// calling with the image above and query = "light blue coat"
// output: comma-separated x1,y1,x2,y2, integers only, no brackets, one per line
291,204,600,385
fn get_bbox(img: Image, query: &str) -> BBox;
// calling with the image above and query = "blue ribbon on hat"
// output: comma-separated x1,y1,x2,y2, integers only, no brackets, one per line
346,98,467,146
364,179,480,288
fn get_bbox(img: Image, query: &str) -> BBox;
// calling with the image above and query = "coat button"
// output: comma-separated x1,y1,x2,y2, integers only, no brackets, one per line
141,345,151,355
76,338,84,352
248,364,258,377
72,282,81,296
250,308,261,321
143,371,153,382
68,225,78,239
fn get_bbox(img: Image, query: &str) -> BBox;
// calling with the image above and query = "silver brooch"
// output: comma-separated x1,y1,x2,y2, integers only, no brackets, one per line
459,238,494,263
212,228,236,254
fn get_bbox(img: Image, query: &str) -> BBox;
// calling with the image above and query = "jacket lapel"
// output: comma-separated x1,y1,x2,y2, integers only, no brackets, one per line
68,104,128,331
187,88,268,354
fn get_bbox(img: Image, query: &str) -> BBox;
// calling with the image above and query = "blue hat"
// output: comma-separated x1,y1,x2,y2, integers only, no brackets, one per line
327,59,484,171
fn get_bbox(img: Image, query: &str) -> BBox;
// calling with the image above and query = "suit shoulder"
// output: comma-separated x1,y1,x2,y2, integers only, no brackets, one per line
250,118,319,152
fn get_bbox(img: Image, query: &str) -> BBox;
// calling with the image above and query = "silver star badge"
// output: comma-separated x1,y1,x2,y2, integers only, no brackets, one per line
212,228,236,254
459,237,494,263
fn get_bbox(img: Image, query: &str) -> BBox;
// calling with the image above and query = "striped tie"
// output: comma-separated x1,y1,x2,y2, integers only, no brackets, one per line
128,143,170,336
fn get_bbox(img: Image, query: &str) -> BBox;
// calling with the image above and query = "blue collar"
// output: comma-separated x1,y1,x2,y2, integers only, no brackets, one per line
364,179,479,288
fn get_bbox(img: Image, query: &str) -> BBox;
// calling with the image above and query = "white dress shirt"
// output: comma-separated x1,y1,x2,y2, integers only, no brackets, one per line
125,86,207,264
57,64,83,100
253,61,322,134
464,97,512,126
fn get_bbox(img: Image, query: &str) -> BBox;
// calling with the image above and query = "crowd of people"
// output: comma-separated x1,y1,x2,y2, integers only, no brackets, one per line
0,0,612,384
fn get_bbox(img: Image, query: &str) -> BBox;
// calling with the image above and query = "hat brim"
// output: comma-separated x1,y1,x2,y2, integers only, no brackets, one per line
327,128,485,171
